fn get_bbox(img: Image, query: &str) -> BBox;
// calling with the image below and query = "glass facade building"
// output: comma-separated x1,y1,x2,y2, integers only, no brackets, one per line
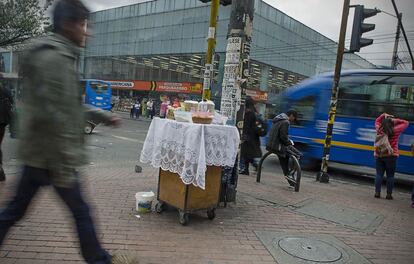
84,0,375,112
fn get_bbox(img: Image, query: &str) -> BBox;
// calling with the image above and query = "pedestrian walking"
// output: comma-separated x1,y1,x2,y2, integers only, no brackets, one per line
266,110,298,185
159,99,168,119
374,113,409,200
0,1,135,263
141,98,147,118
239,97,262,175
130,103,135,118
147,99,154,119
110,96,118,112
0,76,13,182
134,101,141,119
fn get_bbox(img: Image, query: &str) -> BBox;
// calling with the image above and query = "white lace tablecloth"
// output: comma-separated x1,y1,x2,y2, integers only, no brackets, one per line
140,118,240,189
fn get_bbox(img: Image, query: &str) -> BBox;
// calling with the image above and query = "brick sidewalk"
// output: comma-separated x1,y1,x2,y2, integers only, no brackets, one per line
1,160,413,264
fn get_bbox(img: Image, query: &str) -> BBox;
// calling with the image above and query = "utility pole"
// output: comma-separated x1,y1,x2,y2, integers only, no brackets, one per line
219,0,255,203
202,0,220,101
317,0,350,183
391,13,402,69
220,0,254,128
391,0,414,70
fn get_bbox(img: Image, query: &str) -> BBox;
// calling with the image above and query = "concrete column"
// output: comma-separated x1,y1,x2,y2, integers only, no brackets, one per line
260,64,269,92
256,64,269,116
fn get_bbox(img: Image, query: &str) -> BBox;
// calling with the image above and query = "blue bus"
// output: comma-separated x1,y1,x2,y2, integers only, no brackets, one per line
81,79,112,111
277,69,414,175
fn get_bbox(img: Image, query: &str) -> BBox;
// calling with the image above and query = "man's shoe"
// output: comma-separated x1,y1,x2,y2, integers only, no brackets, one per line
112,253,138,264
386,193,393,200
411,202,414,209
0,167,5,182
374,192,380,198
285,175,296,187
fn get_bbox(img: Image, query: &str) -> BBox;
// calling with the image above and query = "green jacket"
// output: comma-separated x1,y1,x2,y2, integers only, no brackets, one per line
19,34,113,187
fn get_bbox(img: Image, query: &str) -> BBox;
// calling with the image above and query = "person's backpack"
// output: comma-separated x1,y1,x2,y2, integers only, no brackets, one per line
374,134,393,157
255,115,268,137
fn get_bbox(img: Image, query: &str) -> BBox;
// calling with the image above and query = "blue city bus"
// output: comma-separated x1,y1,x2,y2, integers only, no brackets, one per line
276,69,414,175
81,79,112,111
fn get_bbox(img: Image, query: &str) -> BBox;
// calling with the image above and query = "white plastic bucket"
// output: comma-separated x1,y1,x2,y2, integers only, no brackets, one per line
135,191,155,213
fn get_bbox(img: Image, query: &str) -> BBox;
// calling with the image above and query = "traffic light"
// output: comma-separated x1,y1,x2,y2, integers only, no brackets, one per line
349,5,380,52
199,0,232,6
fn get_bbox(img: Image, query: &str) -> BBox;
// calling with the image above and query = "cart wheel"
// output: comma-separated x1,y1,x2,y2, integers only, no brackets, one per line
179,211,189,226
84,123,94,134
155,202,164,214
207,209,216,220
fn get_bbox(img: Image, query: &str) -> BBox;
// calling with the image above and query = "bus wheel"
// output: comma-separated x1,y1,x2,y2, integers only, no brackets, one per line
301,156,321,171
84,123,94,134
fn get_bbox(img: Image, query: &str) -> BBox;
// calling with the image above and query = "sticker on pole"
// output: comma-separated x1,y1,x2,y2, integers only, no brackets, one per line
203,78,210,90
208,27,216,39
204,70,211,78
226,37,242,52
224,72,238,80
225,52,240,64
224,65,238,79
220,81,241,122
224,64,238,74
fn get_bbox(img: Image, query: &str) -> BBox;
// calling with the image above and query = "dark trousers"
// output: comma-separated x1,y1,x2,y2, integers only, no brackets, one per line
375,156,397,194
0,166,111,264
239,157,258,173
277,155,289,176
0,126,5,166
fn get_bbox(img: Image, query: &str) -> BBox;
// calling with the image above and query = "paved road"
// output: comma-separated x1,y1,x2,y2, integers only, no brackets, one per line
259,153,413,194
0,115,413,264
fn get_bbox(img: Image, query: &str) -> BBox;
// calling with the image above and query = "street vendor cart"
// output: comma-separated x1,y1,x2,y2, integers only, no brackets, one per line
140,118,239,225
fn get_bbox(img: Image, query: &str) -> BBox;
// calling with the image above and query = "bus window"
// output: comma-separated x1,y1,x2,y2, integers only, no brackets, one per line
337,75,414,121
289,96,316,126
388,84,414,121
90,82,109,94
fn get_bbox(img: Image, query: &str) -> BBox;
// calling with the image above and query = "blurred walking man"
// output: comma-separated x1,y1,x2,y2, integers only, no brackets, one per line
0,1,136,263
0,77,13,181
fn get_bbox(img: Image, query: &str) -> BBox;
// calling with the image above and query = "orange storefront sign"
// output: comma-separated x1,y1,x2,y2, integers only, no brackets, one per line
107,80,202,94
107,80,153,91
156,82,202,94
246,89,268,103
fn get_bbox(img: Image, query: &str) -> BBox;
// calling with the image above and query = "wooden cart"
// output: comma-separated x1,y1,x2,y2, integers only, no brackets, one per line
155,166,221,225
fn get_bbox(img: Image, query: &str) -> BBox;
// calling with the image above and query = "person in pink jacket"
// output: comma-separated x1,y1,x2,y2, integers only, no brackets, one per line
159,99,169,119
374,113,409,200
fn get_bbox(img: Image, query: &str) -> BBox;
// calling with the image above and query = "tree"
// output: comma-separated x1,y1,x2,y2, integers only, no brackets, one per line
0,0,53,47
